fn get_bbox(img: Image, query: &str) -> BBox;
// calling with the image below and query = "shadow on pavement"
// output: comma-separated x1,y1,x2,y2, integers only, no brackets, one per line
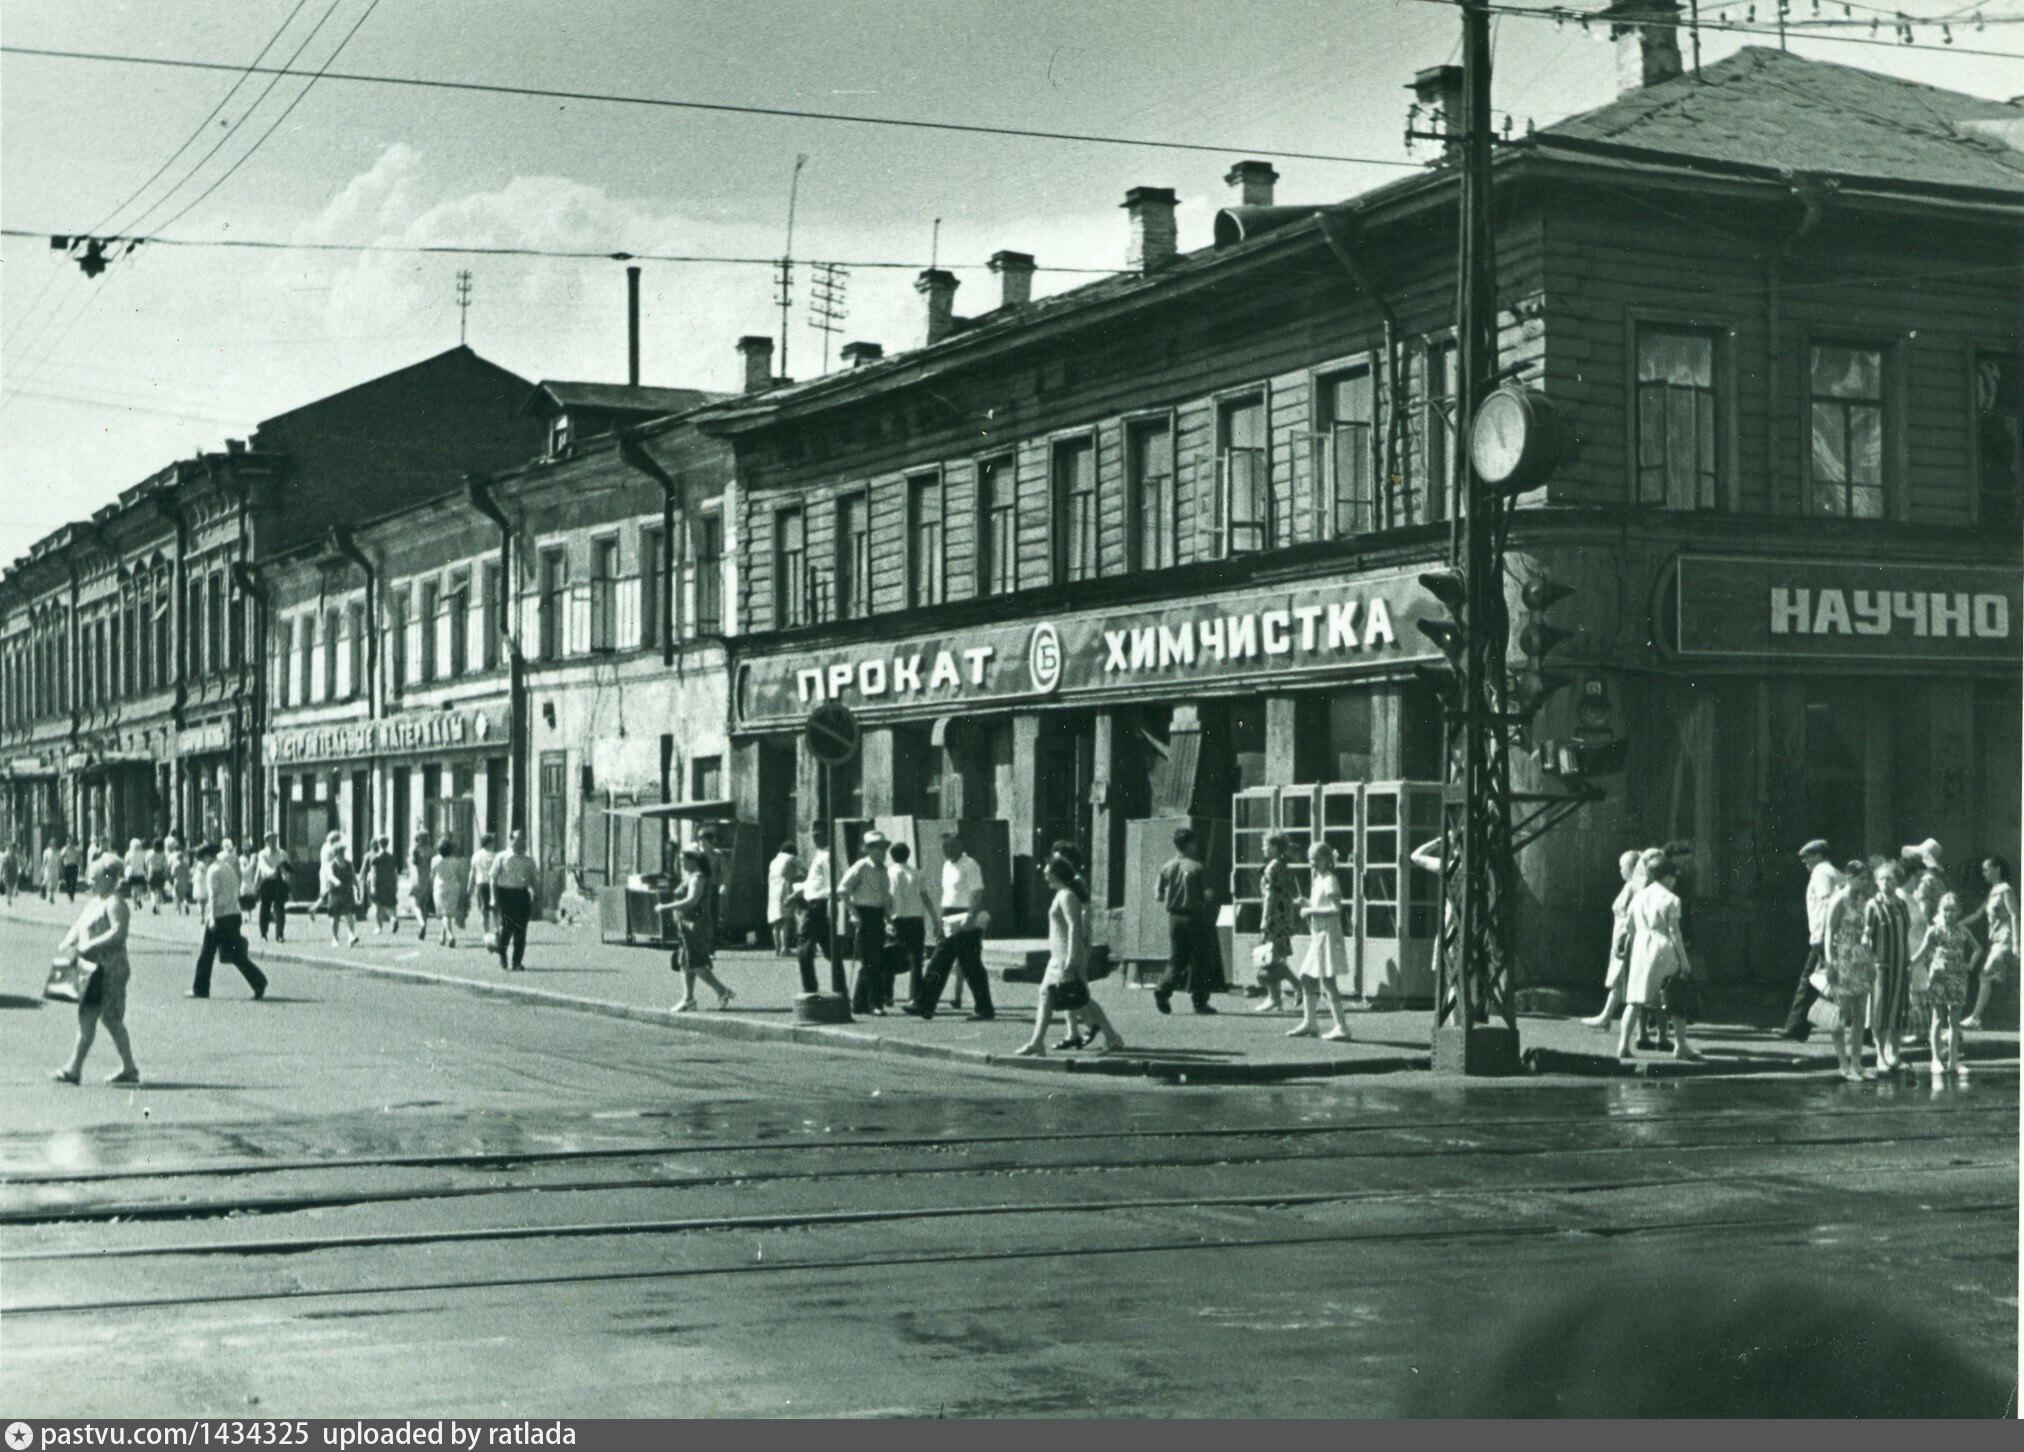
0,994,46,1010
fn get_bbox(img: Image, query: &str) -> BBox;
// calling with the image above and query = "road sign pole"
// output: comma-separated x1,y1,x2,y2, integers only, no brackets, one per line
824,760,839,993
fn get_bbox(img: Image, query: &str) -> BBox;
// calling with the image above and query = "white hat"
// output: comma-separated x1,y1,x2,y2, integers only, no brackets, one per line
1902,838,1944,869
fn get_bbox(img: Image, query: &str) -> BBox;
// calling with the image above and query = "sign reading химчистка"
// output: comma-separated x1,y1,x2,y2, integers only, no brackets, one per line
1674,555,2022,661
735,573,1442,728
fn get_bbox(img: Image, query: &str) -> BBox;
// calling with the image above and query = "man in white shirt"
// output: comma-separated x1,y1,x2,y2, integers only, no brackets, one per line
793,825,846,996
255,832,292,942
1780,838,1844,1041
468,834,498,938
904,832,994,1021
886,841,940,1006
488,830,539,971
839,831,894,1014
190,841,268,1000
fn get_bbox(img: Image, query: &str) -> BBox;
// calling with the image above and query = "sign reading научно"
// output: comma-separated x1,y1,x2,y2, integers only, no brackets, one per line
736,573,1440,728
1675,555,2022,661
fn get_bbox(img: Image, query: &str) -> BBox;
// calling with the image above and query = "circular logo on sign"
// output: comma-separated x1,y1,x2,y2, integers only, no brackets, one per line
1029,623,1063,695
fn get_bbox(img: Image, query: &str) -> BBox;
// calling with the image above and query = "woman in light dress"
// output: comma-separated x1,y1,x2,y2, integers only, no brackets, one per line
1962,856,2017,1031
431,837,469,947
1288,840,1353,1042
1616,849,1703,1063
1822,860,1879,1082
1014,854,1123,1057
1583,849,1647,1027
50,853,140,1085
766,842,804,957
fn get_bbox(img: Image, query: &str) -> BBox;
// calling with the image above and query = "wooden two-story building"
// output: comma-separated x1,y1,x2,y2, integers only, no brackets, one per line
698,33,2022,992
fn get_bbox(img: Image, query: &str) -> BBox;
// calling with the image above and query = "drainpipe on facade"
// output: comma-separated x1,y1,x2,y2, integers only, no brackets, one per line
616,428,681,671
466,473,527,834
150,483,190,837
64,554,81,838
326,525,379,719
1317,210,1405,531
230,559,267,840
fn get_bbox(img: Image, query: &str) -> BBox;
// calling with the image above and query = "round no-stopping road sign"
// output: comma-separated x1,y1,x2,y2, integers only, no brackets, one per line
805,700,860,766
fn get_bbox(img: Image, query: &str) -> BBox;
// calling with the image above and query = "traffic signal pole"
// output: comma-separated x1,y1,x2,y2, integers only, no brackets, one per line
1432,0,1521,1075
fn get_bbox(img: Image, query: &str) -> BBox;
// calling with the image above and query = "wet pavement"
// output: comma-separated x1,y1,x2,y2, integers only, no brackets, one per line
1,905,2015,1417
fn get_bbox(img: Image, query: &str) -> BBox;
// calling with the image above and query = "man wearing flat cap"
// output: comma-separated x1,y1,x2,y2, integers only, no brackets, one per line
1780,839,1843,1041
839,830,894,1014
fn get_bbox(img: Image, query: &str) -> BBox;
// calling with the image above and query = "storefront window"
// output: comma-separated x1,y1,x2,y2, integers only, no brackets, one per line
1127,418,1175,572
908,473,945,609
1051,437,1097,584
1636,327,1719,510
775,507,807,628
1809,344,1886,518
1320,367,1375,537
977,455,1017,598
1218,395,1270,555
1975,353,2022,535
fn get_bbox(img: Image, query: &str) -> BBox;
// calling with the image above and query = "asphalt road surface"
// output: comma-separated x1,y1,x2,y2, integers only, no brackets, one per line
2,911,2015,1417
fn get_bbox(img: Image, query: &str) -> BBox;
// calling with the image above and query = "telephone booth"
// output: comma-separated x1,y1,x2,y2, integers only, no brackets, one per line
1230,780,1442,1004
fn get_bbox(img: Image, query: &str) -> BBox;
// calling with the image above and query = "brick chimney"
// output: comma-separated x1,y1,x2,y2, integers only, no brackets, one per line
1606,0,1683,92
915,269,960,345
1122,187,1178,272
1224,161,1279,208
736,335,774,393
1410,65,1465,160
841,341,884,368
988,250,1036,309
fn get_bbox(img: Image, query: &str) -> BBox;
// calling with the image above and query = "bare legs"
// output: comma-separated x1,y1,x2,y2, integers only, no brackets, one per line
1254,959,1299,1011
53,1003,138,1084
1017,989,1123,1056
1832,996,1871,1081
1582,982,1625,1027
1287,975,1351,1041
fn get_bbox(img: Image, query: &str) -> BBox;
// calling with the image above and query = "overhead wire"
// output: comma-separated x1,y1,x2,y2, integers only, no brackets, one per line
0,43,1427,170
1399,0,2024,55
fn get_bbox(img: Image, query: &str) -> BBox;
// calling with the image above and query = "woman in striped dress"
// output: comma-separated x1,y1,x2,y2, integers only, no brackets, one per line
1862,860,1912,1073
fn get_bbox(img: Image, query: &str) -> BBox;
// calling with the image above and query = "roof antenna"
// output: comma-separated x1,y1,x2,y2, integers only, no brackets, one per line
455,269,473,345
930,217,942,270
1689,0,1703,77
777,154,808,380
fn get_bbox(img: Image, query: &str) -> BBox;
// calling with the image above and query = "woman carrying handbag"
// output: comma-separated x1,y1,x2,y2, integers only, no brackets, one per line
49,853,140,1085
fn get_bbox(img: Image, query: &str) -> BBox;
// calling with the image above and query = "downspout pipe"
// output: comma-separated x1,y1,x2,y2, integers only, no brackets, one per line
617,428,679,669
326,524,379,719
467,473,526,835
1766,174,1833,514
1317,210,1405,530
230,559,268,840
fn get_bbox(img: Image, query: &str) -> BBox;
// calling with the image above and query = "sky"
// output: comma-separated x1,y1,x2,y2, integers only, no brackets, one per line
4,0,2021,568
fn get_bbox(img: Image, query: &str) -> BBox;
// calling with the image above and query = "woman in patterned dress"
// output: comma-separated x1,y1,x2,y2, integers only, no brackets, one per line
1919,893,1974,1075
1254,832,1303,1013
1823,861,1878,1082
1862,860,1913,1073
1288,841,1352,1042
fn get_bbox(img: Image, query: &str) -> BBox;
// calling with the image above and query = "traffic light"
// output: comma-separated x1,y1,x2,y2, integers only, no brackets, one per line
1414,568,1468,716
1509,574,1576,729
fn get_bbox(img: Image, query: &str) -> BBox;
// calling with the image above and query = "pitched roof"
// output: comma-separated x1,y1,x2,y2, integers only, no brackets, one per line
1538,46,2024,197
523,381,725,418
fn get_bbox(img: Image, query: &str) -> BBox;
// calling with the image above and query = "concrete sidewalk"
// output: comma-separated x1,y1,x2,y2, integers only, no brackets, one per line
5,891,2015,1084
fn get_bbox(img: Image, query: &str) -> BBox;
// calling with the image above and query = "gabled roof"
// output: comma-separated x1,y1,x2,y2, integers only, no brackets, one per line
1537,46,2024,198
254,344,533,431
523,381,726,419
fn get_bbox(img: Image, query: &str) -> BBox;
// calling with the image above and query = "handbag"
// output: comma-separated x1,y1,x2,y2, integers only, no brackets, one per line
1661,966,1701,1021
43,951,96,1004
1250,941,1280,970
1050,979,1091,1011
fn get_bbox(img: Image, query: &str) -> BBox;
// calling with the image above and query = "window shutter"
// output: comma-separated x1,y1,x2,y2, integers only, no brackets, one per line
518,586,540,657
286,624,302,706
404,597,423,687
568,583,590,657
617,576,641,651
335,620,352,700
1208,455,1230,561
434,604,452,679
467,592,487,674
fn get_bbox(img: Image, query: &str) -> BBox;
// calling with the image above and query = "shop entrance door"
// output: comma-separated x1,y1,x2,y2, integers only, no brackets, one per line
538,752,567,909
1035,714,1095,878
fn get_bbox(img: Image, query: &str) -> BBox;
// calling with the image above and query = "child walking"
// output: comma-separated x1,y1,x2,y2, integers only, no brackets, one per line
1920,893,1974,1076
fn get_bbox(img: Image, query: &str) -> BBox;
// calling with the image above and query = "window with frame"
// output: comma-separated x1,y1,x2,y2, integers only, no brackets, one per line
1217,394,1270,555
419,579,441,679
690,512,723,637
977,455,1017,597
537,547,568,660
297,611,314,702
1319,367,1376,537
1051,437,1097,583
187,578,206,679
387,586,407,692
1635,327,1719,510
323,606,340,700
639,526,665,649
206,573,223,676
228,587,244,669
589,537,619,652
1401,340,1456,524
690,754,723,802
835,493,871,621
134,583,152,694
907,472,945,609
1975,353,2022,535
346,601,366,699
1809,344,1886,518
153,582,170,690
1126,418,1176,571
480,560,502,670
275,619,293,708
774,507,807,628
446,570,469,677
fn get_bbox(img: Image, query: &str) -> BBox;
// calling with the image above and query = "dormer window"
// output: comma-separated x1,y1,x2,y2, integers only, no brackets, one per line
548,415,572,458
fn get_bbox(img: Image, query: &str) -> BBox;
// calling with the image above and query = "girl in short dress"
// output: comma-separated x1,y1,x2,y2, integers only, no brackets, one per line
1289,841,1352,1042
663,849,735,1013
1823,861,1878,1082
1254,832,1303,1013
1014,854,1123,1056
1919,893,1974,1075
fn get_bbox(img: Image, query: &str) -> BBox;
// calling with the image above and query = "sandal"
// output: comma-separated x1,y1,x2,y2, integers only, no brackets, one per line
104,1068,140,1084
49,1068,80,1085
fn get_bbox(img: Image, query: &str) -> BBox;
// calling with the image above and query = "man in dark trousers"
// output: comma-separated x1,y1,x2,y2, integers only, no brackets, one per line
190,841,268,1000
839,830,894,1014
905,832,995,1020
488,829,538,972
793,823,848,996
1155,826,1224,1014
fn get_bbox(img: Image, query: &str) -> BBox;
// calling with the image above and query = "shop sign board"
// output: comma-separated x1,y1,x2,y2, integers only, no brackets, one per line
265,707,504,765
177,722,231,755
737,572,1441,728
1674,555,2022,662
8,755,53,777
